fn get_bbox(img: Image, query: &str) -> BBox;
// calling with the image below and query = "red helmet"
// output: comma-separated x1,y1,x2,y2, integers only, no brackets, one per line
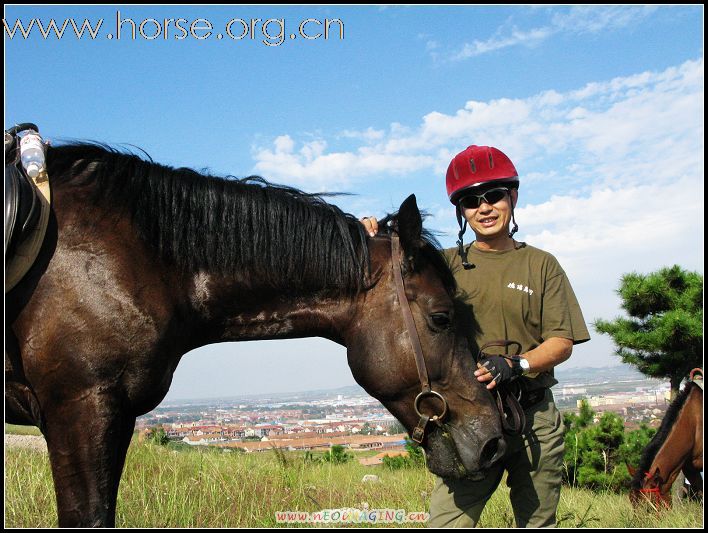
446,145,519,204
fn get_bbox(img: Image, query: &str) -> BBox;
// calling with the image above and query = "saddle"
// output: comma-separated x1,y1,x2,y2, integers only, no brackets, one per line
4,123,51,292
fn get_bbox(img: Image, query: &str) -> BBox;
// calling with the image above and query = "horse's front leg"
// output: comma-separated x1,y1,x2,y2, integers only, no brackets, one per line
42,387,136,527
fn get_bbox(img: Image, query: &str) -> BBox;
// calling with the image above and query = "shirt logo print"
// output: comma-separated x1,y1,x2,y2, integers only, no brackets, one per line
507,282,533,295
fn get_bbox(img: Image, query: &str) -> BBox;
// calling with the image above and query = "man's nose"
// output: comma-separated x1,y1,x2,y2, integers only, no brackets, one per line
478,201,493,212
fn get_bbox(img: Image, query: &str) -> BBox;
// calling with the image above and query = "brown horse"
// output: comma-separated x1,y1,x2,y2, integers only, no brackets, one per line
5,141,505,527
628,376,703,508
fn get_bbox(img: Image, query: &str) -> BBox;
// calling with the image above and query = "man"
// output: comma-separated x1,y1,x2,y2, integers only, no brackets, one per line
360,145,590,527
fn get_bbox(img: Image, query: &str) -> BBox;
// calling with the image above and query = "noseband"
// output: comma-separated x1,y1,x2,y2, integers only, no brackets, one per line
638,471,671,507
390,234,448,444
638,487,670,508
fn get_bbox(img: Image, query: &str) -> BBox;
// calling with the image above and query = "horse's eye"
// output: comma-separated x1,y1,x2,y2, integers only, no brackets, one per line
430,312,451,328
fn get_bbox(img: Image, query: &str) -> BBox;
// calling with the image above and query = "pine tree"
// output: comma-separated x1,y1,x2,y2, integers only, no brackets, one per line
147,426,169,446
594,265,702,398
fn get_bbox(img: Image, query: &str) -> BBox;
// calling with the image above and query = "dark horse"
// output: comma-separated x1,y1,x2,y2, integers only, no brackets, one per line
628,375,703,508
6,141,505,526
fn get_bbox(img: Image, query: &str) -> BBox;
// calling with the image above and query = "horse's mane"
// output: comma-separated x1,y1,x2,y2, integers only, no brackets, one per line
630,381,700,489
46,142,453,296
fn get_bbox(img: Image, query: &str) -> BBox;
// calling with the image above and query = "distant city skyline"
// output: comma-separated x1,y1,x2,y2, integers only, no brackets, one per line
162,358,656,401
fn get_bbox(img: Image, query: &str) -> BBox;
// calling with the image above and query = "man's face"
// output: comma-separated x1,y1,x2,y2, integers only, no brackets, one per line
460,186,518,240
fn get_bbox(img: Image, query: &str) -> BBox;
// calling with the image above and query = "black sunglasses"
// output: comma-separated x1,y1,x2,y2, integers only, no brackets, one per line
459,187,510,210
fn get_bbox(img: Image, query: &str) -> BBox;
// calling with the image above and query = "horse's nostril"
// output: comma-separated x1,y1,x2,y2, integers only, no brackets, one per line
480,439,497,464
480,437,506,468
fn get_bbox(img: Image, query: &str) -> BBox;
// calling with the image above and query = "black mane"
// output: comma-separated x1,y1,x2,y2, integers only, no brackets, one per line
630,381,700,489
46,142,453,296
46,143,369,294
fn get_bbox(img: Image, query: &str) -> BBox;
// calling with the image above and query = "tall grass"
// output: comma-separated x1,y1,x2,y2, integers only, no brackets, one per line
4,437,703,528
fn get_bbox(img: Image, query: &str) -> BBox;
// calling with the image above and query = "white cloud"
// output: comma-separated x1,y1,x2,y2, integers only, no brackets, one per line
518,179,704,280
251,59,703,196
451,27,551,60
447,6,659,61
551,6,658,35
252,137,435,190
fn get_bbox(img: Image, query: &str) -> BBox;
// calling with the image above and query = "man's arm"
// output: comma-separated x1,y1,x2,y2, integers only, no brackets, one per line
475,337,573,390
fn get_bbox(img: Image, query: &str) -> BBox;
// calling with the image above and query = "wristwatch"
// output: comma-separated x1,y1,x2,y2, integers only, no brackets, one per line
519,357,531,375
511,356,531,376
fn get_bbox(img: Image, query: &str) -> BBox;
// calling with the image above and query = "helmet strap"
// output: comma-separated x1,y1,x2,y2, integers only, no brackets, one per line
509,206,519,238
455,204,475,270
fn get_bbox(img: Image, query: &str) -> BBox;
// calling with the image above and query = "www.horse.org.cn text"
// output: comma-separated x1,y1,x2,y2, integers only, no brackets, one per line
3,12,345,46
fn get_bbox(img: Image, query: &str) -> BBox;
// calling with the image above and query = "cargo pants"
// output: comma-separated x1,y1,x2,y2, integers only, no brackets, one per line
428,389,565,528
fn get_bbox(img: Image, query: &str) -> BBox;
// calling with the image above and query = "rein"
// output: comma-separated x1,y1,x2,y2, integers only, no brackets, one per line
478,340,527,435
390,234,448,444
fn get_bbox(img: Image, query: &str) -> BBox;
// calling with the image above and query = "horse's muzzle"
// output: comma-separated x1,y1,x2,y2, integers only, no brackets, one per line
424,419,506,479
448,423,506,473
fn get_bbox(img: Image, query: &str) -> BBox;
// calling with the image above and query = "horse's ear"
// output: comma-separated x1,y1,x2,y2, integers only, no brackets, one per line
626,463,637,477
397,194,423,262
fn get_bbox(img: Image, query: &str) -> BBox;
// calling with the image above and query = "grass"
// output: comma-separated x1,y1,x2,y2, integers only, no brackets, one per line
4,433,703,528
4,423,42,436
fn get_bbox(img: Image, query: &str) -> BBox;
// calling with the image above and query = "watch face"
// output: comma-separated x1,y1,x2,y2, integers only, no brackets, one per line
520,359,530,373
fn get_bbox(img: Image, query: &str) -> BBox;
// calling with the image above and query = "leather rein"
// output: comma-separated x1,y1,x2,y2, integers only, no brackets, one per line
477,340,527,435
390,234,448,444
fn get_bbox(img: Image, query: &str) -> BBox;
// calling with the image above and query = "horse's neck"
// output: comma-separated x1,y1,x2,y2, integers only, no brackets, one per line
189,271,357,346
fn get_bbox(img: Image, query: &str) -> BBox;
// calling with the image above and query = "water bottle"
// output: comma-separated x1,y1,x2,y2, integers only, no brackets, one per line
20,132,46,179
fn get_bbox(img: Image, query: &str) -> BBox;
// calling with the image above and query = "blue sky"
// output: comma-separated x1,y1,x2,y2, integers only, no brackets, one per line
5,5,704,399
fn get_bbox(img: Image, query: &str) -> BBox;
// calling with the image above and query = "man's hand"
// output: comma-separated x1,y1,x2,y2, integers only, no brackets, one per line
360,216,379,237
475,356,518,390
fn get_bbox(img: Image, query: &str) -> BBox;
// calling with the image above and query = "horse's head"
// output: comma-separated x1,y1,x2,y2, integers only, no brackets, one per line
343,195,504,479
628,466,672,509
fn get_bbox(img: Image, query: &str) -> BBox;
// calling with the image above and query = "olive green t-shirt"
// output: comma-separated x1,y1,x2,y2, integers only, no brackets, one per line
444,242,590,390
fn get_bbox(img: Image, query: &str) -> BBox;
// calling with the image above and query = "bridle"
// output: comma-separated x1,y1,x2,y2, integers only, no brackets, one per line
638,471,671,508
389,234,527,443
390,234,448,444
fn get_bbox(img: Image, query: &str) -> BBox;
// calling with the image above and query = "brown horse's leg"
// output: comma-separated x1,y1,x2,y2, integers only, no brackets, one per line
42,389,135,527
